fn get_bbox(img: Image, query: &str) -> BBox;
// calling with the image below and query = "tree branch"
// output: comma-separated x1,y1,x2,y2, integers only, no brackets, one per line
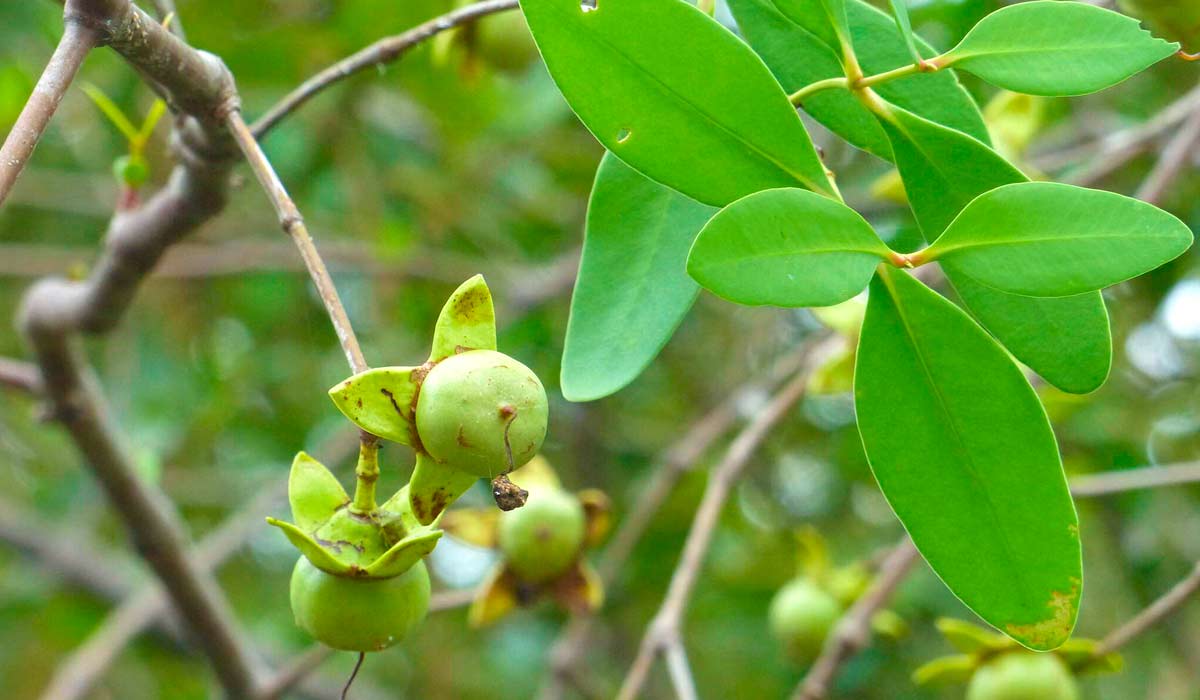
1135,105,1200,206
0,16,97,210
615,335,842,700
250,0,519,138
0,356,43,395
1070,461,1200,498
792,537,919,700
1095,560,1200,656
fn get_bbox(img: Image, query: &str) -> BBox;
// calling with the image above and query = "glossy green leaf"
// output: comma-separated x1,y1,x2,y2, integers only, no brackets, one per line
561,153,716,402
429,274,498,362
288,452,348,532
926,182,1193,296
855,267,1081,650
408,452,480,526
729,0,988,160
880,102,1111,393
942,1,1179,96
519,0,836,206
328,367,419,446
686,188,888,307
888,0,922,66
818,0,852,47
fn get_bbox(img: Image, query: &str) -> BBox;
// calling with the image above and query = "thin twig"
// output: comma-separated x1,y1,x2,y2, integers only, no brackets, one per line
792,537,920,700
1135,107,1200,206
0,17,98,210
225,111,368,375
250,0,519,138
1070,462,1200,498
1095,560,1200,655
0,356,43,394
615,335,842,700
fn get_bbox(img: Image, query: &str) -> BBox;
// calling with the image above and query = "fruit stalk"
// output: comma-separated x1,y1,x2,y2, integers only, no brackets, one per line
351,440,380,514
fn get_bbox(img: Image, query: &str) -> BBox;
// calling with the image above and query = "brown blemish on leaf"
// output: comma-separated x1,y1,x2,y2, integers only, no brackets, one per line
429,488,451,520
411,494,428,522
1004,577,1081,650
456,425,473,448
451,284,491,323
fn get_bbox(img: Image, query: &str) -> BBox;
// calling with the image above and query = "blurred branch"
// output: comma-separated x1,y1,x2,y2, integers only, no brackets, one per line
1070,461,1200,498
1095,560,1200,655
615,335,842,700
0,15,98,210
792,537,920,700
250,0,519,138
1135,106,1200,205
15,0,259,695
539,343,822,699
0,357,43,395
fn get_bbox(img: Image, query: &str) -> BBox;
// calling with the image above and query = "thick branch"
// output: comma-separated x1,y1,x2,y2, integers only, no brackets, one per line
792,537,920,700
250,0,519,138
615,335,841,700
0,356,43,394
0,18,97,210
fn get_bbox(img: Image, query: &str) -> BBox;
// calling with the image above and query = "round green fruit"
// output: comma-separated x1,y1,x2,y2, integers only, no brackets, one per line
415,349,548,479
768,578,842,664
289,557,430,652
967,651,1079,700
498,488,585,583
475,11,538,73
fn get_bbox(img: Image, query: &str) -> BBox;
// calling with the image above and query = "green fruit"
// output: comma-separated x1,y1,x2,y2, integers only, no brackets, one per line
112,154,149,188
289,556,431,652
415,349,548,478
768,579,842,664
498,488,585,582
967,651,1079,700
475,11,538,73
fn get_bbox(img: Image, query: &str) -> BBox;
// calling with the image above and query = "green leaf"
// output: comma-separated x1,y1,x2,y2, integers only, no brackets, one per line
880,101,1111,394
288,452,349,531
408,452,480,526
266,517,352,576
729,0,988,160
924,182,1193,297
328,367,420,445
818,0,852,47
519,0,836,206
942,0,1179,96
561,153,716,402
855,267,1081,651
888,0,922,66
950,277,1112,395
429,274,498,362
686,188,888,307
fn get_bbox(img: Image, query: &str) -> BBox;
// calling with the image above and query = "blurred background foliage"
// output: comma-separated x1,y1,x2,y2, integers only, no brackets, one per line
1,0,1199,698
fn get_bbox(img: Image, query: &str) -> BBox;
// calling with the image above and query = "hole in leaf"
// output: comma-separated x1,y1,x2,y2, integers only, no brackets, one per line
616,127,631,144
581,0,598,13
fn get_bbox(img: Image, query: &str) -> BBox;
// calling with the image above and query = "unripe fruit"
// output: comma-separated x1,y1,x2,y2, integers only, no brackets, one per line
289,557,431,652
416,349,548,478
768,579,842,664
498,488,585,582
967,651,1079,700
112,154,149,188
475,11,538,73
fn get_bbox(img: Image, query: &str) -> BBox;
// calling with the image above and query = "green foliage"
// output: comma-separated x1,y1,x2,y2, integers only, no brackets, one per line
926,182,1193,296
887,0,922,66
855,268,1080,650
729,0,988,160
561,153,715,402
942,1,1179,96
518,0,835,205
686,187,887,307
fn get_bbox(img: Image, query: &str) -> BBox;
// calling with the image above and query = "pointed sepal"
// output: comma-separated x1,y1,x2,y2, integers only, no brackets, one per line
468,563,521,628
577,489,611,548
440,507,500,549
1056,638,1124,675
428,275,497,362
409,452,480,525
327,367,420,445
288,452,349,531
364,528,443,578
266,517,351,576
912,655,977,686
936,618,1011,654
551,560,604,615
